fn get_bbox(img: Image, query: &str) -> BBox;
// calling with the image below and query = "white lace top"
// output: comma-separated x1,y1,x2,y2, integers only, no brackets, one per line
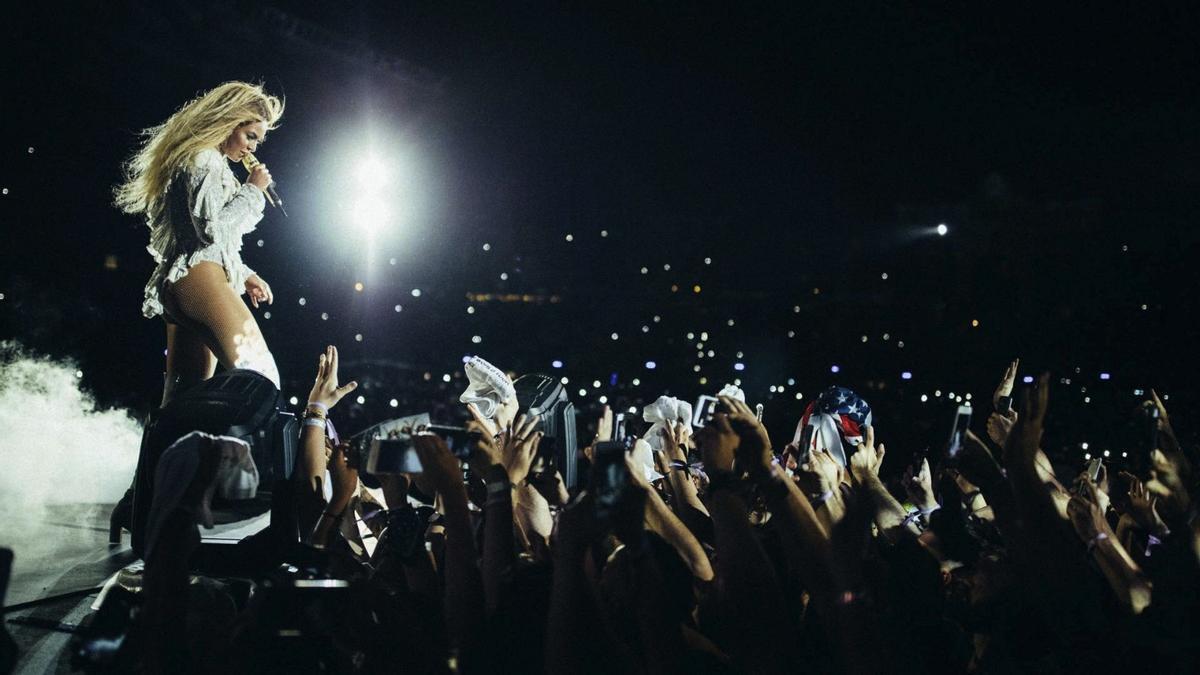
142,148,265,319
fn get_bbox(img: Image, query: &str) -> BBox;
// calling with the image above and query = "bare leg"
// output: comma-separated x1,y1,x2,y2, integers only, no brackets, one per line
161,322,217,406
161,261,281,389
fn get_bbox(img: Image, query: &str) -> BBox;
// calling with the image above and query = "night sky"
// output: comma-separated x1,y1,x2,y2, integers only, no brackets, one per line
2,2,1198,457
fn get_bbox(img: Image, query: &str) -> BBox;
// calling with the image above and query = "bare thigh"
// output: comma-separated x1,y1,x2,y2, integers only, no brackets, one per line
162,262,279,385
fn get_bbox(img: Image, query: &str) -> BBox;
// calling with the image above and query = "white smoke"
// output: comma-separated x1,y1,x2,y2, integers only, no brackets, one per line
0,342,142,576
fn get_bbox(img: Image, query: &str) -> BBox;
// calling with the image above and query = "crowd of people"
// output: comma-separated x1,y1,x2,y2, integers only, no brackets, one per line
115,348,1199,674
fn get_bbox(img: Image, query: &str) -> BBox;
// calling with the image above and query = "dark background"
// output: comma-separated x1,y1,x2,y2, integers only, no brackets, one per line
2,1,1198,464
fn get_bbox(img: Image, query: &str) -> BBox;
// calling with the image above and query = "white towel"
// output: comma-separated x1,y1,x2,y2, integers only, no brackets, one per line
458,356,515,419
641,395,693,451
717,384,746,402
631,439,664,483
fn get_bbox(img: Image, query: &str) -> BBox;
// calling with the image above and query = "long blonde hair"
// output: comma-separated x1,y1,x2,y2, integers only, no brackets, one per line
114,81,284,221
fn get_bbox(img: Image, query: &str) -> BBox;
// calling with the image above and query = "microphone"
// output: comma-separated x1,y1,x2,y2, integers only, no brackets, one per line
241,152,287,217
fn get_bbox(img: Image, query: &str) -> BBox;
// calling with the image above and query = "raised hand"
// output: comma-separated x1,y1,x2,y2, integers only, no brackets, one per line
412,433,464,496
595,405,614,443
993,358,1020,410
501,414,542,485
695,413,739,473
306,345,358,410
720,395,772,475
902,457,938,511
847,426,886,486
466,401,501,439
986,411,1018,448
795,448,842,496
1066,477,1108,543
1007,373,1049,466
660,420,689,463
1123,472,1165,533
466,419,505,475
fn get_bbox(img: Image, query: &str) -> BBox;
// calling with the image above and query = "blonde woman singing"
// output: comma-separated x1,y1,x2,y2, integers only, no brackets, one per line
116,81,284,404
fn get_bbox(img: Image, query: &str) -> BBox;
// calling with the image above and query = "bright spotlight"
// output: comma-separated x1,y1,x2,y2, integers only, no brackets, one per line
936,223,948,236
355,157,390,193
352,197,390,234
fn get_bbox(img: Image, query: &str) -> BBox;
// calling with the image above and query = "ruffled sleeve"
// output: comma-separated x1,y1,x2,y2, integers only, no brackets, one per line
188,150,266,245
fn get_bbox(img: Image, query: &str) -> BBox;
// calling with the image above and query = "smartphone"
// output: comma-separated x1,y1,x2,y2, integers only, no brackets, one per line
947,405,972,458
613,412,626,441
367,438,424,474
592,437,633,522
692,395,720,428
1087,457,1103,483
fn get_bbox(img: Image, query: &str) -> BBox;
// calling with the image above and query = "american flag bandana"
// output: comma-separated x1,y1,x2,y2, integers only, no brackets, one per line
790,386,872,467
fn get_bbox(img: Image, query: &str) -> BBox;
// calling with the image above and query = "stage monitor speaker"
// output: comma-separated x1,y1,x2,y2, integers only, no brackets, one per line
129,369,297,558
513,373,578,491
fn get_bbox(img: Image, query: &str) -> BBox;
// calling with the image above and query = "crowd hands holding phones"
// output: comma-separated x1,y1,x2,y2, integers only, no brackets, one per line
132,351,1200,674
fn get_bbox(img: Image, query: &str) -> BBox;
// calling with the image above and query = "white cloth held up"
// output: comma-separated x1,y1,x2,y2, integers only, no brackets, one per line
641,395,693,451
717,384,746,402
459,356,516,419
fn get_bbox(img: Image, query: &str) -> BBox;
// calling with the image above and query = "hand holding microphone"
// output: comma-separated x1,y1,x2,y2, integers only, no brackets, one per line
241,151,287,217
247,163,272,192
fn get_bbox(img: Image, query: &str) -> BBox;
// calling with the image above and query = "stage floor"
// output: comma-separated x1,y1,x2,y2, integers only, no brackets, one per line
4,501,271,672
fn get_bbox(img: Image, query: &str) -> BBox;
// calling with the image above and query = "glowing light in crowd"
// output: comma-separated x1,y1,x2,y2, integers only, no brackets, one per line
411,288,422,297
901,371,913,380
289,396,299,405
354,282,364,292
578,389,587,397
645,361,657,369
937,223,948,236
734,363,745,371
830,365,840,373
1023,376,1034,383
1100,372,1111,380
560,377,569,384
592,380,601,388
565,234,574,242
390,399,399,407
631,378,641,386
356,395,366,404
599,395,608,404
552,360,563,368
1081,442,1089,450
471,335,482,344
